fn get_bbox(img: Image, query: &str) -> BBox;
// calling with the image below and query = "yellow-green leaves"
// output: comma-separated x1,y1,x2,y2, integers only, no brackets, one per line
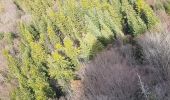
122,0,147,35
19,23,34,44
136,0,145,13
63,37,80,61
47,24,60,45
136,0,159,28
80,33,103,60
30,42,47,63
48,51,74,80
8,0,159,99
48,37,80,81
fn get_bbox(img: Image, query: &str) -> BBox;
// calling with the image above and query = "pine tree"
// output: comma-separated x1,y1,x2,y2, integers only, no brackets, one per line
164,0,170,15
135,0,158,28
80,33,104,60
85,14,101,37
47,23,60,47
6,0,159,99
121,0,147,35
47,37,80,91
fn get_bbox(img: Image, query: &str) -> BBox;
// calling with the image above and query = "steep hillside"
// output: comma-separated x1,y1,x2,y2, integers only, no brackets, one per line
0,0,170,100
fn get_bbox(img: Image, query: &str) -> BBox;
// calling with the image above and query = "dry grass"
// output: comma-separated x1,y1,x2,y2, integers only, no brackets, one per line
0,1,5,14
145,0,157,6
0,0,21,33
152,9,170,33
0,38,10,100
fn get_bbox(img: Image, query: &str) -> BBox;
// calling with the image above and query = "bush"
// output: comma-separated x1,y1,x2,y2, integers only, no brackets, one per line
0,32,4,40
75,48,140,100
137,31,170,80
137,30,170,99
164,0,170,15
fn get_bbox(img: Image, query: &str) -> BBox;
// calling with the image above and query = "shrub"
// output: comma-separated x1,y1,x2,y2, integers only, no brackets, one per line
137,31,170,80
75,48,140,100
164,0,170,15
137,31,170,100
0,32,4,40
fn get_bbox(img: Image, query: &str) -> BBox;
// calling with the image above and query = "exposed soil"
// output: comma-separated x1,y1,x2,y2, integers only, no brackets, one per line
0,0,21,99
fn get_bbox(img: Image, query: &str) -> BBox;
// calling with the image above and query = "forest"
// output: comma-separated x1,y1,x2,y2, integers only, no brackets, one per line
0,0,170,100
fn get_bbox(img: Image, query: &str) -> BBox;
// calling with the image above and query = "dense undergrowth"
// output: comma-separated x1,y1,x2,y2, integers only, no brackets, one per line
0,0,166,99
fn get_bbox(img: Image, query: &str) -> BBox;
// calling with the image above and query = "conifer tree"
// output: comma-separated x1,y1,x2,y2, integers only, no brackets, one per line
80,33,104,60
47,37,80,92
4,47,55,100
5,0,159,99
46,24,60,47
164,0,170,15
121,0,147,35
135,0,158,28
4,23,55,99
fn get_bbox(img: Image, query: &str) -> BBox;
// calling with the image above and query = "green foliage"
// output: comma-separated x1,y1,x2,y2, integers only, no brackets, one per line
164,0,170,15
48,37,80,81
122,0,147,35
47,23,60,46
19,23,34,44
4,45,55,100
135,0,159,28
47,37,80,92
0,32,4,40
80,33,104,60
4,33,15,45
30,43,47,64
7,0,159,99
